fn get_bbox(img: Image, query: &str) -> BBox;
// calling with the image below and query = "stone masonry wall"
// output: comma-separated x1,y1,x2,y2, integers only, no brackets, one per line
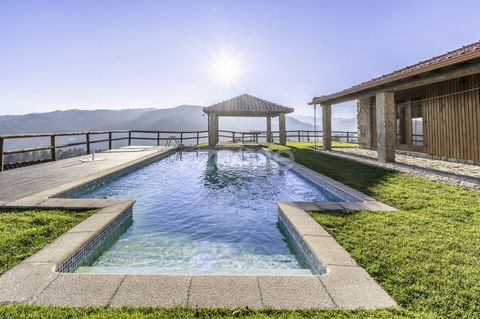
357,97,373,149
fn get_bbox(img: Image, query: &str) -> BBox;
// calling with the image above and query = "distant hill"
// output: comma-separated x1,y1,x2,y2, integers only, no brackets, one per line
0,106,356,134
0,105,320,134
291,115,357,132
0,108,154,134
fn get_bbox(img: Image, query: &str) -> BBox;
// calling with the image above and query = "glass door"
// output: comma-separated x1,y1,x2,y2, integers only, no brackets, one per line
410,98,424,147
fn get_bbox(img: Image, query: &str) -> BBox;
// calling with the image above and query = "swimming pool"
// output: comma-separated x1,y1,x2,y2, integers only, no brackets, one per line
68,149,348,275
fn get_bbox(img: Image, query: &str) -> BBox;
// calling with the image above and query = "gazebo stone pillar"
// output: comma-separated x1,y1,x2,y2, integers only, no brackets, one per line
322,104,332,150
279,113,287,145
208,113,219,146
375,91,396,162
214,114,219,144
266,117,273,143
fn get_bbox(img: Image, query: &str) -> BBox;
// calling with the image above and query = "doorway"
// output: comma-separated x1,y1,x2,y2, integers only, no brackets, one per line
395,97,425,152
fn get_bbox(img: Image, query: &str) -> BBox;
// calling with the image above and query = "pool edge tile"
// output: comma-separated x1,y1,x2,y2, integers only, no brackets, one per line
277,200,397,309
188,275,263,308
258,275,335,309
320,265,398,309
302,235,358,267
0,262,58,304
110,275,191,307
32,273,125,307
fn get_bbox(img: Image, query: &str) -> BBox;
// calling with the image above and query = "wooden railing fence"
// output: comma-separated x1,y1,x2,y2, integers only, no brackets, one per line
0,129,357,171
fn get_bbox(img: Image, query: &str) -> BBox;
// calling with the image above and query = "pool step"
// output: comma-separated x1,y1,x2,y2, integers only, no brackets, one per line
75,266,313,276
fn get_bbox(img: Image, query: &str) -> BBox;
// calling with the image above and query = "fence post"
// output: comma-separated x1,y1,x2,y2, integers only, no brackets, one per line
86,133,91,154
157,132,160,146
180,132,183,144
128,131,132,146
346,132,350,143
196,132,199,145
50,135,56,161
0,137,4,172
232,131,235,143
242,133,245,144
109,132,113,150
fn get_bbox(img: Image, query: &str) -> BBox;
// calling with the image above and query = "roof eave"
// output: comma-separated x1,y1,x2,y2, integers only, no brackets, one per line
310,49,480,106
202,109,294,116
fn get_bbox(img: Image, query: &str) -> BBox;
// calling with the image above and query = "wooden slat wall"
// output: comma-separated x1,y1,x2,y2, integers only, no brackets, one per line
395,73,480,162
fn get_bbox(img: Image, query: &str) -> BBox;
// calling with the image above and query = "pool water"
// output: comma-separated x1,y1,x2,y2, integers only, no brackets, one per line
73,149,343,275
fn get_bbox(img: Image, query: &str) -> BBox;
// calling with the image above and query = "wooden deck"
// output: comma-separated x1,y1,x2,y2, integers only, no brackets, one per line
0,146,171,204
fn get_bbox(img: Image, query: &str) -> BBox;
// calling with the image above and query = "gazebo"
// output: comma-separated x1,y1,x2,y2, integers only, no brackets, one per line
203,94,294,146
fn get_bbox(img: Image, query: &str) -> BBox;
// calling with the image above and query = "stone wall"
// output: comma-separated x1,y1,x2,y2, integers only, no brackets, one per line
375,92,396,162
357,97,374,149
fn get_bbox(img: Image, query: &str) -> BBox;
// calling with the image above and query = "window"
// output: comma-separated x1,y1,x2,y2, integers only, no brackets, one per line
411,98,424,147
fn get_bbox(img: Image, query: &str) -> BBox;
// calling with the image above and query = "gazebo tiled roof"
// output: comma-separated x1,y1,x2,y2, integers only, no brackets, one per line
203,94,294,117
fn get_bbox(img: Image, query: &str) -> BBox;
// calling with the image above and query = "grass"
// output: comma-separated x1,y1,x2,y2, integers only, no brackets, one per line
268,142,480,318
279,141,357,149
0,305,409,319
0,209,94,274
1,142,479,318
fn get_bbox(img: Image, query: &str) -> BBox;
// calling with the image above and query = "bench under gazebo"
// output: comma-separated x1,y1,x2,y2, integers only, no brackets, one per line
203,94,294,146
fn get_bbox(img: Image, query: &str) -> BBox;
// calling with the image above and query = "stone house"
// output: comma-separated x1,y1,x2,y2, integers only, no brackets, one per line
310,41,480,164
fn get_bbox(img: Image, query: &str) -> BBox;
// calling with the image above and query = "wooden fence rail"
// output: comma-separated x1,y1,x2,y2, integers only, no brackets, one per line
0,129,357,171
218,130,357,144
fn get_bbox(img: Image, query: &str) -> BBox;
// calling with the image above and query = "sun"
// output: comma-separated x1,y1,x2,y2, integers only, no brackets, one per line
208,49,244,86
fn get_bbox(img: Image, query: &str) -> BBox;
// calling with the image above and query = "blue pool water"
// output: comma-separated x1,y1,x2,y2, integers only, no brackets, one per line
73,149,343,275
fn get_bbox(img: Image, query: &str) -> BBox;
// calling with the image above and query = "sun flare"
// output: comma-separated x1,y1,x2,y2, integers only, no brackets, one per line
208,49,244,85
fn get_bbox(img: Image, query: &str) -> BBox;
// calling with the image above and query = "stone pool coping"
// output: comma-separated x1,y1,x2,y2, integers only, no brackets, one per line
0,146,397,309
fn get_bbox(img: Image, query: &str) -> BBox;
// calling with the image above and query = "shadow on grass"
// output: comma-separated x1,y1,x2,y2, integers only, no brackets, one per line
286,146,397,198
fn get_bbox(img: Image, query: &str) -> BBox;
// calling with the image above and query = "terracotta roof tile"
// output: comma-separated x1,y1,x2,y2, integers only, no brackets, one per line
203,94,294,116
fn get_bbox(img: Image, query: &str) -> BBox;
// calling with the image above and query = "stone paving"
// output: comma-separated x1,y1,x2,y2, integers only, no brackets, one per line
317,148,480,191
0,146,174,204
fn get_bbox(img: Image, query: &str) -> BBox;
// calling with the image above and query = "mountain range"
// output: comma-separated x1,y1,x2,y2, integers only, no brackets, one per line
0,105,356,134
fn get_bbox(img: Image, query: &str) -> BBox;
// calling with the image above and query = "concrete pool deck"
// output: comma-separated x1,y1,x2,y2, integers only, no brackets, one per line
0,146,397,310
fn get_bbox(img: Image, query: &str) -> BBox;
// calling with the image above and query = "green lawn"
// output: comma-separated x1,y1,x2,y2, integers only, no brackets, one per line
0,209,94,274
0,305,410,319
282,141,358,149
268,142,480,318
1,142,479,318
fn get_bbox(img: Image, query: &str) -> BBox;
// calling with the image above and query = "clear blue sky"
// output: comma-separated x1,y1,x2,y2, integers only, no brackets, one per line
1,0,479,117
